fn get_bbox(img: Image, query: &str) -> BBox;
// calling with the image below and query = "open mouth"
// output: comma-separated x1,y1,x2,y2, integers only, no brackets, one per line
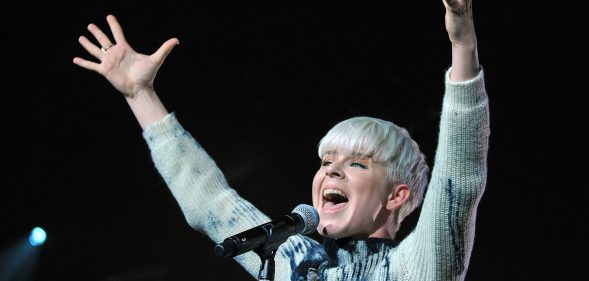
322,188,349,210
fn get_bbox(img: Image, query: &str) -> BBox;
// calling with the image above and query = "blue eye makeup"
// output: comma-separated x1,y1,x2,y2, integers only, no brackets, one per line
350,162,368,169
321,160,333,166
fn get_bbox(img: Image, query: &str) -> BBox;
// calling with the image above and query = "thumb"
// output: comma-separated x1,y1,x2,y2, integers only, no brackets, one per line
152,38,180,65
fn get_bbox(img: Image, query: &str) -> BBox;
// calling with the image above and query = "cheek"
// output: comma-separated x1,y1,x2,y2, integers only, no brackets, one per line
311,170,323,206
351,178,389,208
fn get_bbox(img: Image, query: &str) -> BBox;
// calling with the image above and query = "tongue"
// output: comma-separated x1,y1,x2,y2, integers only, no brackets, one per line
324,202,336,208
324,201,348,210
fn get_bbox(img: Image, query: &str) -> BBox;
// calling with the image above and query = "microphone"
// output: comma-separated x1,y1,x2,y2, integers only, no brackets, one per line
214,204,319,258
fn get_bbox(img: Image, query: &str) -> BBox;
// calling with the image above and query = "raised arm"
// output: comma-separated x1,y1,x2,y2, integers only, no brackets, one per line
73,15,324,279
393,0,488,279
444,0,480,81
73,14,179,129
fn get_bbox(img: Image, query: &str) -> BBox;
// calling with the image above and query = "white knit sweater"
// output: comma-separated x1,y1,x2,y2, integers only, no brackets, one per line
142,68,489,280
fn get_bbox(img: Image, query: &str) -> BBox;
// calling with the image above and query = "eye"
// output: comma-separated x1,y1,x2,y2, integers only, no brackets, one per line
321,160,333,166
350,162,368,169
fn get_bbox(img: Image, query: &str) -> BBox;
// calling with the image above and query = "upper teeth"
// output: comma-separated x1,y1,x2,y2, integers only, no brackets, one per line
323,189,346,198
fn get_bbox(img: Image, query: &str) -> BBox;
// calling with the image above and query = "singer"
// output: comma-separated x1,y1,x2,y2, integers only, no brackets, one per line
73,0,489,279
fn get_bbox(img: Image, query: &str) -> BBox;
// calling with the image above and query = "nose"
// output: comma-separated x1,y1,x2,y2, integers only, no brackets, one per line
326,162,344,178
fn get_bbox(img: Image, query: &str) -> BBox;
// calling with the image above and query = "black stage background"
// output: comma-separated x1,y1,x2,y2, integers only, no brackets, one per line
1,1,585,280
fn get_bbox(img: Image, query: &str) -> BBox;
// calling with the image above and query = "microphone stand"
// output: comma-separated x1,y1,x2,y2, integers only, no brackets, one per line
255,245,277,281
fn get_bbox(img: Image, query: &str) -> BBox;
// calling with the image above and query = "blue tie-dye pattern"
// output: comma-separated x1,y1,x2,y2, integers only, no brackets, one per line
227,215,238,228
207,210,222,233
383,256,391,281
306,238,399,280
446,178,465,274
289,239,327,280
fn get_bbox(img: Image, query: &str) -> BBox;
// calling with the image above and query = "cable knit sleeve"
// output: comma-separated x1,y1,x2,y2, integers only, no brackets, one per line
141,113,321,280
396,68,490,281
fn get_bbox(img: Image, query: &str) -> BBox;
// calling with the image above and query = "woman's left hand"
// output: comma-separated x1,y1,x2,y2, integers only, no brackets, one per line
443,0,476,47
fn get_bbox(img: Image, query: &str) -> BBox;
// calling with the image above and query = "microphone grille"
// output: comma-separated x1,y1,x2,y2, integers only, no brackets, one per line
292,204,319,234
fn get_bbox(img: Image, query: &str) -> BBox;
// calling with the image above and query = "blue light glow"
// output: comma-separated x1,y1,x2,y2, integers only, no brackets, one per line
28,227,46,246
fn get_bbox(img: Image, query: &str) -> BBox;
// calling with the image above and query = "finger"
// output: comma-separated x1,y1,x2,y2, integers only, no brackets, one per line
73,57,101,73
442,0,451,10
443,0,470,13
152,38,180,65
443,0,457,10
78,35,104,59
106,14,127,44
87,22,114,48
446,0,464,9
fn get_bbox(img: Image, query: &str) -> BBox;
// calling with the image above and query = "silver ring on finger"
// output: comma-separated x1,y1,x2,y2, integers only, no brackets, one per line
100,44,116,54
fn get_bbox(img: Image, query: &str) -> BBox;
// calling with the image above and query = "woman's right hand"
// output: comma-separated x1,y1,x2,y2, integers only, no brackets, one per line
73,15,179,100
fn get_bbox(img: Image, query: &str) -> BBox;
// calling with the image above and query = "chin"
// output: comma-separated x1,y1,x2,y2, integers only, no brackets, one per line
316,222,351,239
316,208,354,238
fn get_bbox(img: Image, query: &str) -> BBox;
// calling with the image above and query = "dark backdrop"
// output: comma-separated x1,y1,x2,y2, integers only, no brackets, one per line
1,1,585,280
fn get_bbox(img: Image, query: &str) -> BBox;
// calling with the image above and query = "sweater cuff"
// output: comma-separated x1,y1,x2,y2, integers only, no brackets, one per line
444,67,487,110
142,112,186,146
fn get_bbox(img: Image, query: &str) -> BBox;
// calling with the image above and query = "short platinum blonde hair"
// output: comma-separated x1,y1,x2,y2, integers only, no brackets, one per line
317,116,430,225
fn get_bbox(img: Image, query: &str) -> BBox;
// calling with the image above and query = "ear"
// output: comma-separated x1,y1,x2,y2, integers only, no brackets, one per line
386,184,410,211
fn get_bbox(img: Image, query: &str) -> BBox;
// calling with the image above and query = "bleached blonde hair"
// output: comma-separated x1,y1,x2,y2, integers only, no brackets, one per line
317,116,429,226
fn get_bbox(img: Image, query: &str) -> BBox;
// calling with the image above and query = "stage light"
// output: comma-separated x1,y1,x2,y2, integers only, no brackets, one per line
28,227,46,247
